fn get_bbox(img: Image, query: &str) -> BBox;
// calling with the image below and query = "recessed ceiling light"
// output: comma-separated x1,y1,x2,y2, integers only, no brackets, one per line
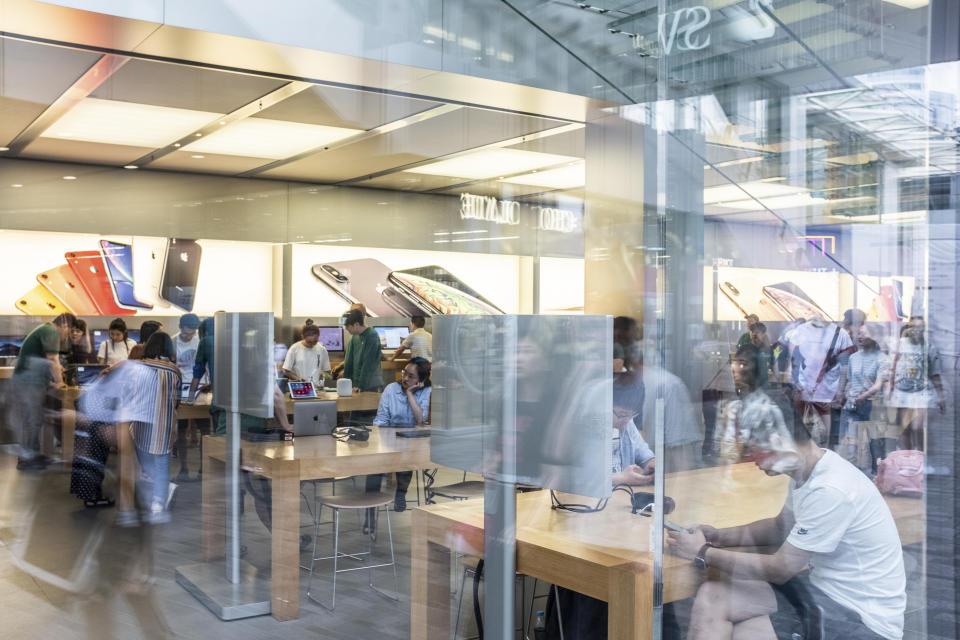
123,164,138,170
183,118,362,159
60,132,73,137
174,143,181,148
191,154,205,159
195,133,202,137
408,149,581,180
62,175,77,180
10,184,23,188
39,98,222,148
219,121,227,125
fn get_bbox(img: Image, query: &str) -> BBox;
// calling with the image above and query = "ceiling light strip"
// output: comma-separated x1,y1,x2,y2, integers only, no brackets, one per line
336,122,585,185
238,103,462,177
128,80,314,168
423,160,582,194
4,53,128,156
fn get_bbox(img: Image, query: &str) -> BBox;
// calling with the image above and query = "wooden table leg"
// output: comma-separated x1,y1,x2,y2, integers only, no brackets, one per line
116,422,136,512
411,509,450,640
60,408,75,470
271,459,301,621
608,566,653,640
201,436,226,562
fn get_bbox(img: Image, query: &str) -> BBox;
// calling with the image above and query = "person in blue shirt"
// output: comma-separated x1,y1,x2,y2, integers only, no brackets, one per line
365,359,432,527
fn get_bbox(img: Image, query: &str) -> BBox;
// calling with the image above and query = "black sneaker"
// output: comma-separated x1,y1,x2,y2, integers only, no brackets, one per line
394,492,406,513
300,534,312,552
362,508,378,536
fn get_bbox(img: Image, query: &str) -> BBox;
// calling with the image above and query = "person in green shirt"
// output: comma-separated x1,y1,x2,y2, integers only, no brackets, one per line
12,313,76,469
341,309,384,393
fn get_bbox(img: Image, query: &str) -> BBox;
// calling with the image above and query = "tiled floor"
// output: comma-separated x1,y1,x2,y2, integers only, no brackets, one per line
0,447,946,640
0,451,470,640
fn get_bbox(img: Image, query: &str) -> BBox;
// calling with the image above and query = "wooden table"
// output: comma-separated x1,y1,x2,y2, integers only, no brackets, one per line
410,463,925,640
58,388,381,470
202,425,433,621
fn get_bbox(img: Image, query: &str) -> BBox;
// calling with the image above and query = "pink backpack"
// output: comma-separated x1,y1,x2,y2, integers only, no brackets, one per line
876,450,924,497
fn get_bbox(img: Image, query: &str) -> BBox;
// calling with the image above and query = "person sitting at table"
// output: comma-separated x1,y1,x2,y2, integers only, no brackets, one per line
543,402,656,639
97,318,136,366
668,344,906,640
366,358,432,516
282,319,331,385
611,404,655,487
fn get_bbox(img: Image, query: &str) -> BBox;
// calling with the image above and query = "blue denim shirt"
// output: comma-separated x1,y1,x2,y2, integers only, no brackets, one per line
372,382,431,426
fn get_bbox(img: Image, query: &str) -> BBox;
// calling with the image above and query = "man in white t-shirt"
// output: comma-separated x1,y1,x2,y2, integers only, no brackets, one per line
390,315,432,362
668,345,905,640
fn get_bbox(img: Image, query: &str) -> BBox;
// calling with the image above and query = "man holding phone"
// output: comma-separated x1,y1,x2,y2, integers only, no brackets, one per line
669,345,905,640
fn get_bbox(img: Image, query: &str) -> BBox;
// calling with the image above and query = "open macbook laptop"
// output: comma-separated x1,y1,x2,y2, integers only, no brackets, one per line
293,400,337,436
75,364,107,388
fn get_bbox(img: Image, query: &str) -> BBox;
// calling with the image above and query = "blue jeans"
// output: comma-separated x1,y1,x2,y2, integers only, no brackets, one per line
837,399,872,464
135,448,170,507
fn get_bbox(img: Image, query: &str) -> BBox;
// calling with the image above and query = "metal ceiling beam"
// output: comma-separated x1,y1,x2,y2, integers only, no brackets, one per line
3,53,128,156
237,103,462,178
128,80,314,168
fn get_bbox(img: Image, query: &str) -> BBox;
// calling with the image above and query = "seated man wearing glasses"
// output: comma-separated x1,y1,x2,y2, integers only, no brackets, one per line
611,404,655,487
668,344,905,640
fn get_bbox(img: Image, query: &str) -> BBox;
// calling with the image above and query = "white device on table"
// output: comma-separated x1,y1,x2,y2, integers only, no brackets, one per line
293,400,337,436
336,378,352,396
288,381,318,399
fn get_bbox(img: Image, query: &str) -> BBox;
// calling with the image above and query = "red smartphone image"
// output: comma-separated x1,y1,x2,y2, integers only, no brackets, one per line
65,251,135,316
37,265,101,316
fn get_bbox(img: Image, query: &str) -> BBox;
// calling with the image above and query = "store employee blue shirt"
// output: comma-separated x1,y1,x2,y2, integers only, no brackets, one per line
373,382,431,426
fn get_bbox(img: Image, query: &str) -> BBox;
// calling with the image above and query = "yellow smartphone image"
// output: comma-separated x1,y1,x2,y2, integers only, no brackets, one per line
15,285,70,316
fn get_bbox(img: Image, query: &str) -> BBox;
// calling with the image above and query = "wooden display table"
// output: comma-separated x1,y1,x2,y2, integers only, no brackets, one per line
202,426,433,621
410,463,924,640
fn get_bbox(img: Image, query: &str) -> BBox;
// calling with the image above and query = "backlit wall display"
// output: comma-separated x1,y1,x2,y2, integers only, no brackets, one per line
291,244,520,318
0,230,272,316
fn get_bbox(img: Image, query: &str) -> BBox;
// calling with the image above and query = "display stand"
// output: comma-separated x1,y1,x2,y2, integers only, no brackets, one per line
176,312,274,620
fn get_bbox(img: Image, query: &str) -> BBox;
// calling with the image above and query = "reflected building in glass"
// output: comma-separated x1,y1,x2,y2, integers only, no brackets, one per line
0,1,956,639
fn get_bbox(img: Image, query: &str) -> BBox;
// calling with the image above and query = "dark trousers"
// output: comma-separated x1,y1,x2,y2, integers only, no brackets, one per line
365,471,413,495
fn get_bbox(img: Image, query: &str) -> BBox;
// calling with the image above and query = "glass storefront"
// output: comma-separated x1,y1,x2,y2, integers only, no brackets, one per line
0,1,956,639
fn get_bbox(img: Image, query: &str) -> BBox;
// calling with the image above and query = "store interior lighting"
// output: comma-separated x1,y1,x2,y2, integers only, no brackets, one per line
500,161,585,189
703,179,806,205
407,149,581,180
40,98,221,148
183,118,362,159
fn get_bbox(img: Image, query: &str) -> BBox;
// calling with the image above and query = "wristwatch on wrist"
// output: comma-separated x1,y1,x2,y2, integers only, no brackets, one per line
693,542,714,570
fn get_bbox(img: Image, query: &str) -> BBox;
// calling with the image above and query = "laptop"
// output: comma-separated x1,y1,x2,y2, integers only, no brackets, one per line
75,364,107,388
293,400,337,436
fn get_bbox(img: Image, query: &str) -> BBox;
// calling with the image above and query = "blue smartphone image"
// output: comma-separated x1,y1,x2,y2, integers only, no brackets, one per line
99,240,153,310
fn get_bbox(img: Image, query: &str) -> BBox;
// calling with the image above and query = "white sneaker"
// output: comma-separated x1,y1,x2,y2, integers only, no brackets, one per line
146,501,170,525
166,482,178,510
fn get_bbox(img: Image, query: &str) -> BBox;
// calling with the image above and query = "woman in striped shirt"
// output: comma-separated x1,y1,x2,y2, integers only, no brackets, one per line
119,331,181,525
